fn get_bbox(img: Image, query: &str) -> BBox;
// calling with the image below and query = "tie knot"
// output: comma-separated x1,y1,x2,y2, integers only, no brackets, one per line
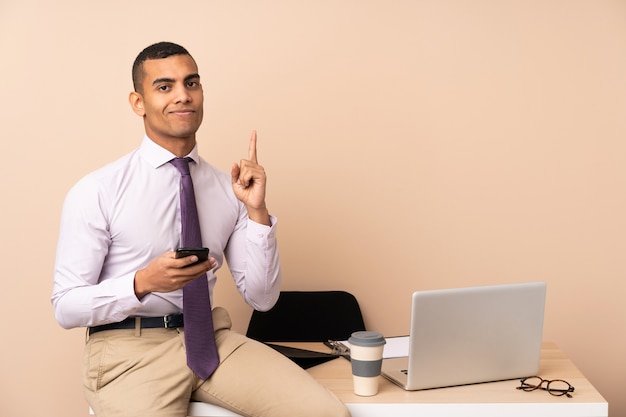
170,157,192,176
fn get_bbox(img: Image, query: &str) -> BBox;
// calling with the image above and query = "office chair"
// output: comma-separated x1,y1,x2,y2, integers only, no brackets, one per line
246,290,366,342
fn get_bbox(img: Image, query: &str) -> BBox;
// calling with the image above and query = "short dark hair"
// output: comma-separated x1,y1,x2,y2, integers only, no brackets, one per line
132,42,195,92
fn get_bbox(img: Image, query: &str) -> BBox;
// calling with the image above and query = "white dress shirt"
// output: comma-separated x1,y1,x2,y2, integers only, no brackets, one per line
52,136,281,329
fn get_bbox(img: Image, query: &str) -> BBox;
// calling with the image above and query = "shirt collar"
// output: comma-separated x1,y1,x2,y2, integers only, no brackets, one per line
139,135,200,169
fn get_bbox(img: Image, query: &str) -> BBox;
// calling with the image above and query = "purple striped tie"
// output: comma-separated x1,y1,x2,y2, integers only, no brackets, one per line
170,157,219,379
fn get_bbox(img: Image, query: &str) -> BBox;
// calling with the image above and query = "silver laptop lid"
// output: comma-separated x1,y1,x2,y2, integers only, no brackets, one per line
384,282,546,391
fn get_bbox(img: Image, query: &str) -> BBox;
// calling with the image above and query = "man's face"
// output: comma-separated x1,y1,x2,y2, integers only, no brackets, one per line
133,54,204,144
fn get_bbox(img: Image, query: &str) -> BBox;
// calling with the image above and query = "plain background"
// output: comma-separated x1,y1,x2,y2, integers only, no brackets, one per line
1,0,625,415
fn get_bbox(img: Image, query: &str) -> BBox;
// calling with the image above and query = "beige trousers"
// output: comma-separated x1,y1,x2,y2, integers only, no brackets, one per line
84,307,350,417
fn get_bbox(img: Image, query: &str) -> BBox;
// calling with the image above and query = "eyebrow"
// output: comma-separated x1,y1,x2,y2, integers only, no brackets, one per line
152,73,200,86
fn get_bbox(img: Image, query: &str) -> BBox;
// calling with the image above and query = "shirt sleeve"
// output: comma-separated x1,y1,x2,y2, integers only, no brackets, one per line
225,208,282,312
51,178,144,329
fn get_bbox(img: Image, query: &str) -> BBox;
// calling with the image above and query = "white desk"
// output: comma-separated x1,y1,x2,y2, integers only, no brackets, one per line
188,342,608,417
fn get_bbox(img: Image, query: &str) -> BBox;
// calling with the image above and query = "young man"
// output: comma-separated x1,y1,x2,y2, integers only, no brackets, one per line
52,42,350,417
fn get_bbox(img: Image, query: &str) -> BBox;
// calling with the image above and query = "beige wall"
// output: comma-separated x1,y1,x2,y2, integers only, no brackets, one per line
1,0,624,415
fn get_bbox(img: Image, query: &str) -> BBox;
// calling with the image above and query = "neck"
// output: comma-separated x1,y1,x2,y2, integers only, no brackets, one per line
146,133,196,157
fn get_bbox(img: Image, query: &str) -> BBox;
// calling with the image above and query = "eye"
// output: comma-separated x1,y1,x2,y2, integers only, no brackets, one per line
186,81,199,88
158,85,170,92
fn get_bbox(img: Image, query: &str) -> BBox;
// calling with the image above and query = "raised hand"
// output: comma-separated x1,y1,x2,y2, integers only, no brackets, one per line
231,130,271,225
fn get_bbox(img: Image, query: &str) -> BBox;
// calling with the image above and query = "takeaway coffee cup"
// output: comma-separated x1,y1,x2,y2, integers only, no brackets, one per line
348,331,386,396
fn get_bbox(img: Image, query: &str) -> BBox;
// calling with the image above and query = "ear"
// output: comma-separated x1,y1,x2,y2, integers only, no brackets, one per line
129,91,146,117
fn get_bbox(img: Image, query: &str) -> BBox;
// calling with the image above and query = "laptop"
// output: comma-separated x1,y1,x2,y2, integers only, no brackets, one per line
381,282,546,390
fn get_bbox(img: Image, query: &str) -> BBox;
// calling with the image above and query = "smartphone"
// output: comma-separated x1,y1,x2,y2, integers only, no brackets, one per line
175,247,209,266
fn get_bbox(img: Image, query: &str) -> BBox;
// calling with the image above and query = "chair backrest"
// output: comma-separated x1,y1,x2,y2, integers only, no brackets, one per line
246,290,366,342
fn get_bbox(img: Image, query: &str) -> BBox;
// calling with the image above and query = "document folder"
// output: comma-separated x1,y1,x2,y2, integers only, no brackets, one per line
265,343,339,369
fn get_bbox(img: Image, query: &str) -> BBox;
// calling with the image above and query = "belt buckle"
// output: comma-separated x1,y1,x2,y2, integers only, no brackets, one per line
163,314,175,328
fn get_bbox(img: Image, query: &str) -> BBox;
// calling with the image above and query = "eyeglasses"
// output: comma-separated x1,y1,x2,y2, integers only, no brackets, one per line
326,340,350,357
517,376,575,398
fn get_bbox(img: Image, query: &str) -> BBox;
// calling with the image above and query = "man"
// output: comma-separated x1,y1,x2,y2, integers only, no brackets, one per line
52,42,350,417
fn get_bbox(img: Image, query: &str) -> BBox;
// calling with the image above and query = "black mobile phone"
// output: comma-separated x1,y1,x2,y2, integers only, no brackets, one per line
175,247,209,266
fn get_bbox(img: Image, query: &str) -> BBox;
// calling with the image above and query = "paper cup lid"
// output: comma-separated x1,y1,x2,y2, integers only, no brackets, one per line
349,331,386,347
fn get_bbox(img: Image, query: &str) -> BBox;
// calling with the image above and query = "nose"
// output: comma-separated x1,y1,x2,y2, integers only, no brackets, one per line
174,84,192,104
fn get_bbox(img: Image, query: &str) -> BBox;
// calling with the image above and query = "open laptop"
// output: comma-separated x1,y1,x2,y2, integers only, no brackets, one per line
381,282,546,390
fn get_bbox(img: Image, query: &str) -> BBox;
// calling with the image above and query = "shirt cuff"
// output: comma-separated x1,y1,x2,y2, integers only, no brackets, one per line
247,215,277,247
114,271,146,312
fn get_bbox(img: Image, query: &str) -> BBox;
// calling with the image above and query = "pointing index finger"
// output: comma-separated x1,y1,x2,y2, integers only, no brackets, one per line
248,130,258,163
